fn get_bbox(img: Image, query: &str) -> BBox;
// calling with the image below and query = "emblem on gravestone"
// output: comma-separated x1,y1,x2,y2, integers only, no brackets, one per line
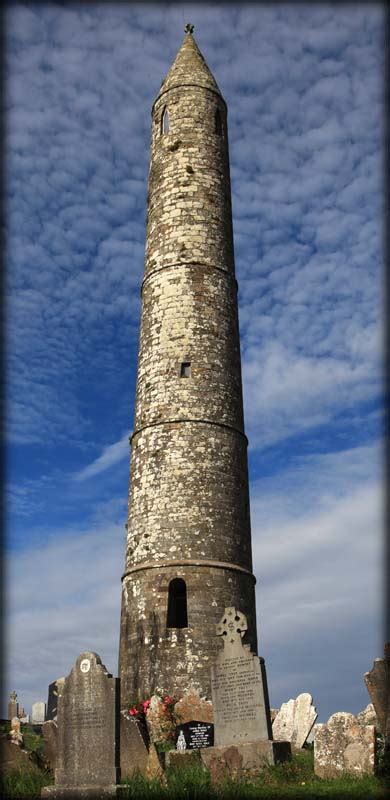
80,659,91,673
216,607,249,657
176,729,187,750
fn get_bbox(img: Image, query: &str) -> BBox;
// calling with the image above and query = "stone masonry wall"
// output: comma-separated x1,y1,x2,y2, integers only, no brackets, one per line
120,565,257,705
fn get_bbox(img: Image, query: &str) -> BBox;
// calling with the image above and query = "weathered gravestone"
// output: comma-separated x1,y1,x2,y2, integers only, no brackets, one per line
314,712,376,779
32,701,46,725
364,642,390,748
120,712,163,780
42,720,58,771
41,652,119,798
200,607,290,779
175,721,214,750
8,691,18,721
272,692,317,748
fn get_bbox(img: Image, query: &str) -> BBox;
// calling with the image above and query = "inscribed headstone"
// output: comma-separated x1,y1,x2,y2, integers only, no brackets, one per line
41,651,119,796
210,607,272,746
31,701,46,724
272,693,317,748
314,712,375,778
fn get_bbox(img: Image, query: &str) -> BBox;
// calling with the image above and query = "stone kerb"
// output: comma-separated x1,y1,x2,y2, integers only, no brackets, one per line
41,652,119,798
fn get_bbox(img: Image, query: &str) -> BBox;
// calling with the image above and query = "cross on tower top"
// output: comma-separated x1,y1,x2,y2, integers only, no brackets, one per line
184,23,194,34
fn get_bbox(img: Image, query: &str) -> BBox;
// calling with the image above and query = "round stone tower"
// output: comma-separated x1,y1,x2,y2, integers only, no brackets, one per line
119,28,257,706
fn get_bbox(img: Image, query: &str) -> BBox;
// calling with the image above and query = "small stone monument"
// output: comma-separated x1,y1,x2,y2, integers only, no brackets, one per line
272,693,318,748
364,642,390,748
314,712,376,778
41,652,120,798
31,701,46,725
201,607,290,778
8,691,18,721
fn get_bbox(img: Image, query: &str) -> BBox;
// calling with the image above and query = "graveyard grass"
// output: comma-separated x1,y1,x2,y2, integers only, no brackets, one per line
1,740,388,799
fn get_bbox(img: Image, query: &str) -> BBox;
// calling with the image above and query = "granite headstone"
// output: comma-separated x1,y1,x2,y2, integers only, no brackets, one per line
203,607,291,776
210,607,272,746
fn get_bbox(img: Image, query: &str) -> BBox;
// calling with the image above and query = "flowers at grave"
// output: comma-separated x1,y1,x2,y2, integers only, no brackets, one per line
127,692,179,744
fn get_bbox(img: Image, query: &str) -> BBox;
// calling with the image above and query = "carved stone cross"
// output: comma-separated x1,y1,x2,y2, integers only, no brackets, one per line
216,607,248,657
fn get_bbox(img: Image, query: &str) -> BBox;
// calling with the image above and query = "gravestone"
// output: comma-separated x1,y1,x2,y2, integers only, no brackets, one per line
175,721,214,750
201,607,291,777
8,691,18,721
211,607,271,746
41,652,119,797
120,713,163,780
364,643,390,746
272,693,317,748
42,720,58,771
47,678,65,721
32,701,46,724
314,712,375,778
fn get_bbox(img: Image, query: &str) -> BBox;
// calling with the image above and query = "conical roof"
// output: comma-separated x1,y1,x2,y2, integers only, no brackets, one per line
158,29,222,99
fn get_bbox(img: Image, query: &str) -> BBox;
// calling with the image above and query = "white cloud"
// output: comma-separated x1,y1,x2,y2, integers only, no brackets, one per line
73,433,130,481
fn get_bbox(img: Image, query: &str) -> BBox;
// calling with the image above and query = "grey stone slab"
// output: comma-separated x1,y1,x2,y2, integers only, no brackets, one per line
53,652,119,790
210,607,272,746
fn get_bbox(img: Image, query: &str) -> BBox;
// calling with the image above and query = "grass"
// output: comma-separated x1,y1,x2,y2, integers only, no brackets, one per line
119,749,388,800
1,738,388,799
0,769,54,799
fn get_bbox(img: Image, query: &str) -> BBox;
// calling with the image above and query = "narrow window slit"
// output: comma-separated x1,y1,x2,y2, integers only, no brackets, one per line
161,107,170,134
167,578,188,628
180,362,191,378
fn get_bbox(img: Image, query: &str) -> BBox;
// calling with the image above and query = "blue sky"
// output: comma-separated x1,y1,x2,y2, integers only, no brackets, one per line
5,3,384,722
